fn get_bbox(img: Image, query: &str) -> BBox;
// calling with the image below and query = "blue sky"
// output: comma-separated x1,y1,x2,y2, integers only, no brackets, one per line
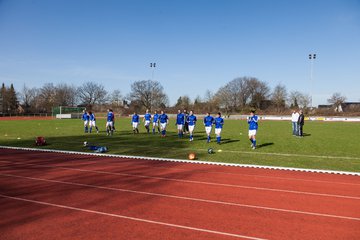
0,0,359,106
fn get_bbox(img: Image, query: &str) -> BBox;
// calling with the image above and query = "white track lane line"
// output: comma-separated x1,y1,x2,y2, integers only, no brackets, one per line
0,194,266,240
2,159,358,187
1,173,359,221
0,161,359,200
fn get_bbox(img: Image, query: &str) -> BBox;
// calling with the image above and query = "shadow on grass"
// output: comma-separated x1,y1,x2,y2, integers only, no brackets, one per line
0,130,203,160
257,142,274,149
220,138,240,144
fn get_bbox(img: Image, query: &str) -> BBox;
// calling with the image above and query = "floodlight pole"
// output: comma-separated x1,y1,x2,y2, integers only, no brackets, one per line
150,62,156,81
309,54,316,108
149,62,156,111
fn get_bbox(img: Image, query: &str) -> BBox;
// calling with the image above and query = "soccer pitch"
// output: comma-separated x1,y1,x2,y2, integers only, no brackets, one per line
0,118,359,172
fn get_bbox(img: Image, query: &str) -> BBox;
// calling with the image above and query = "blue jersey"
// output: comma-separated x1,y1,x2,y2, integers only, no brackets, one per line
214,117,224,129
159,113,168,124
187,115,197,126
176,113,185,125
107,112,114,122
144,113,151,121
153,113,159,123
203,116,214,127
132,114,140,123
82,113,89,121
248,115,259,130
89,113,96,121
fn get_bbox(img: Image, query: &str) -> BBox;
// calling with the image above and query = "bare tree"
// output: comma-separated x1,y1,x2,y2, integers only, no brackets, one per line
20,84,38,113
54,83,77,106
38,83,56,113
175,95,191,110
327,92,346,111
108,89,123,111
77,81,107,108
298,93,311,109
247,78,270,109
129,80,168,111
271,84,287,112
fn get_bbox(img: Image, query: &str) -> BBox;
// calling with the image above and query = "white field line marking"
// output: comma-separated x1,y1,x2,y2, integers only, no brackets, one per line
0,194,266,240
0,161,359,200
1,173,359,221
1,146,360,176
1,159,359,187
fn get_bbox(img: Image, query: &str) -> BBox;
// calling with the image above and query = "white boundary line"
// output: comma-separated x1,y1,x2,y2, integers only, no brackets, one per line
1,146,359,176
1,173,359,221
0,194,266,240
1,161,359,200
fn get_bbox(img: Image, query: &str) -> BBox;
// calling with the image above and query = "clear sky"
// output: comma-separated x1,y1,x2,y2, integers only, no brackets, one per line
0,0,359,106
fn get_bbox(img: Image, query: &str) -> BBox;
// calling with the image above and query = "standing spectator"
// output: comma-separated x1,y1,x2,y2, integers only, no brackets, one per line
298,110,305,137
291,109,299,136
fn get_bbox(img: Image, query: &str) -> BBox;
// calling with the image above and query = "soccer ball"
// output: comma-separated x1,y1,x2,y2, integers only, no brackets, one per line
83,141,88,146
188,153,196,160
207,148,214,154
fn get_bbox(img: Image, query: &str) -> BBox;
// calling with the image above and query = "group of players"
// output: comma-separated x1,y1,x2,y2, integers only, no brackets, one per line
82,109,259,149
131,109,225,144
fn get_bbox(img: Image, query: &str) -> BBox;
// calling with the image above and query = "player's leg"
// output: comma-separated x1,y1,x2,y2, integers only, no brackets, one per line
215,128,221,144
84,121,88,133
205,126,211,142
189,125,195,141
160,123,167,137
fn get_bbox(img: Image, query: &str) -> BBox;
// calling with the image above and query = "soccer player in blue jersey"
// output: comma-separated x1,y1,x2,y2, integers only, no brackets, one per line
159,110,169,137
247,110,259,149
176,109,185,138
82,110,90,133
132,112,140,134
187,110,197,141
214,112,224,144
203,112,214,143
152,110,160,134
106,109,114,136
143,109,152,134
88,111,99,133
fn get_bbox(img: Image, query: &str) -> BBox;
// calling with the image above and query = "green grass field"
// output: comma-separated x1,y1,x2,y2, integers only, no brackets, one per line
1,118,359,172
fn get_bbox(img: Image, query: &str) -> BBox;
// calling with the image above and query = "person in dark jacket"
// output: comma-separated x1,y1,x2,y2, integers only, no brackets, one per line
297,110,305,137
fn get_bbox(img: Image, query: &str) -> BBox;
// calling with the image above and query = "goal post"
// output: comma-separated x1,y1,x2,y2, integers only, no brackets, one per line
53,106,86,119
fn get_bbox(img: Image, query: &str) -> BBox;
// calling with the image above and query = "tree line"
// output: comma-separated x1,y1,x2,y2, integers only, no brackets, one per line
0,76,352,115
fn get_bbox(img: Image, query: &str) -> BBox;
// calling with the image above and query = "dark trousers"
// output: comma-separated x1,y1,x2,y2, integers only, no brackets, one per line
298,124,303,136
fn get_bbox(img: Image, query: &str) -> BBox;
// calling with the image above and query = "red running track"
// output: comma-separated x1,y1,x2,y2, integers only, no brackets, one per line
0,149,359,240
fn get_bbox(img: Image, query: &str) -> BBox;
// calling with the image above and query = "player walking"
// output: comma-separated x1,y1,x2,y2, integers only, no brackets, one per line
132,112,140,134
159,110,169,137
214,112,224,144
152,110,160,134
176,109,185,138
187,110,197,141
143,109,152,134
88,111,99,133
106,109,114,136
247,110,259,150
82,110,90,133
203,112,214,143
